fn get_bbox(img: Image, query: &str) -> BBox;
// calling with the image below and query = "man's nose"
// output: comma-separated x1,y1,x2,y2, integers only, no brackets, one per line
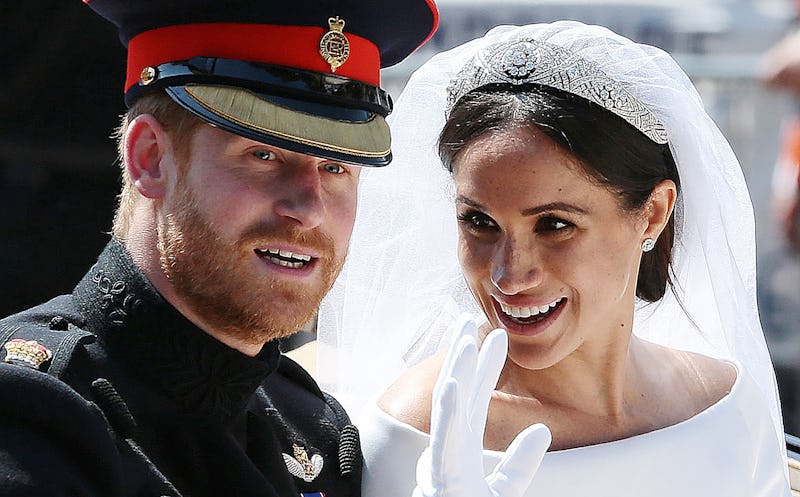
273,165,325,229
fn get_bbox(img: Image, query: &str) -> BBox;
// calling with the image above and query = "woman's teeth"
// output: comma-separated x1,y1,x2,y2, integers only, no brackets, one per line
499,297,564,318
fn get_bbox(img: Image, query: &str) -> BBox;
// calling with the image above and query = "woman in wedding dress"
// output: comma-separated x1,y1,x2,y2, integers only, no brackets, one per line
318,21,791,496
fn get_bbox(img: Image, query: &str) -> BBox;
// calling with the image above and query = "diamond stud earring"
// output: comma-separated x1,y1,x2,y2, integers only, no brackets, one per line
641,238,656,252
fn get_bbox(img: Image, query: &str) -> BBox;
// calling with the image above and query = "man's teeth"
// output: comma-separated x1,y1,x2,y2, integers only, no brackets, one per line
265,248,311,262
256,248,313,268
499,297,564,318
272,258,304,268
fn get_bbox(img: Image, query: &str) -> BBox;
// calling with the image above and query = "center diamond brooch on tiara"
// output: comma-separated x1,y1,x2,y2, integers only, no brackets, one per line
502,44,537,79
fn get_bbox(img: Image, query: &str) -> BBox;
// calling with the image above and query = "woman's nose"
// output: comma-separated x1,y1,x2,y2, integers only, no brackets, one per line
490,238,544,295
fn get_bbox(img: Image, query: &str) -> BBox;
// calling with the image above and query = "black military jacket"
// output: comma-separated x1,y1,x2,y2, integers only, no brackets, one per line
0,240,361,497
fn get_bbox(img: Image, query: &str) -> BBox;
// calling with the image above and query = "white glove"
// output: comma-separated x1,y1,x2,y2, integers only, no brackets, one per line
413,314,552,497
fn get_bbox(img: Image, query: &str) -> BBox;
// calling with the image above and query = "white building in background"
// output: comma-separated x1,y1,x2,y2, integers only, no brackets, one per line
384,0,794,93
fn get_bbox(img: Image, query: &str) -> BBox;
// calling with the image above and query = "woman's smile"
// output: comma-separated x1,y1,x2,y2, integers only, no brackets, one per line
493,295,568,337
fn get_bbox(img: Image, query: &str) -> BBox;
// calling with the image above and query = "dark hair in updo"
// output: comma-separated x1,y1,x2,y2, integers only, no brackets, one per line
438,84,679,302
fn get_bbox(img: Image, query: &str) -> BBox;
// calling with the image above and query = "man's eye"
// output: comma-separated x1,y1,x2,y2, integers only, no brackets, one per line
323,163,346,174
253,150,276,161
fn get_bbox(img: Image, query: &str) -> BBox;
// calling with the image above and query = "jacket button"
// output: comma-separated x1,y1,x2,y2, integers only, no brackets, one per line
48,315,69,331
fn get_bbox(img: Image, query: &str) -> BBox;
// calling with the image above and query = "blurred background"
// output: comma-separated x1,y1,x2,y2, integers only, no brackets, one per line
2,1,799,430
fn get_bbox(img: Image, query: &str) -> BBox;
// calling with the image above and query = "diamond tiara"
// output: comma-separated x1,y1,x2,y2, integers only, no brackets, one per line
446,38,669,144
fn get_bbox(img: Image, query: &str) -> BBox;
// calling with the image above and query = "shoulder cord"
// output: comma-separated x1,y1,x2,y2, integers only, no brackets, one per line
90,378,184,497
323,391,361,479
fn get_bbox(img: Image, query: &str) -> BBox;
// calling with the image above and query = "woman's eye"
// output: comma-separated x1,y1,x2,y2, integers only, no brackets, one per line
537,216,573,232
253,150,276,161
457,211,498,231
323,163,346,174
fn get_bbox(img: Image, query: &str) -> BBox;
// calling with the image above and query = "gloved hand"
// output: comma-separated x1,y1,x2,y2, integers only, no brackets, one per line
413,314,552,497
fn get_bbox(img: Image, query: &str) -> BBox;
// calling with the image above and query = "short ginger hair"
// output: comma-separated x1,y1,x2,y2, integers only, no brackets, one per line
111,91,204,240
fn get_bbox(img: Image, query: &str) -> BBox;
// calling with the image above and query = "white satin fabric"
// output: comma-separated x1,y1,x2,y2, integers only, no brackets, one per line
359,364,790,497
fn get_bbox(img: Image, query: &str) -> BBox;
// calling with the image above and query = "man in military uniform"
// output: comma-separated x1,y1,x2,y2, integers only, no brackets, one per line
0,1,438,495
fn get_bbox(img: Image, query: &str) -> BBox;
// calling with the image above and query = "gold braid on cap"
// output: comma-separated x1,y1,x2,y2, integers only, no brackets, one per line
446,38,669,144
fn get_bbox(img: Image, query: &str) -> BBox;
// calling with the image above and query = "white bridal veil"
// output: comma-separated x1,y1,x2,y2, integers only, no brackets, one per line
317,21,785,450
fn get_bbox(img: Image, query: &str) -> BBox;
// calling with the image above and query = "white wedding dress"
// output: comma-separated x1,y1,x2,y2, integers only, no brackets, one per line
359,364,789,497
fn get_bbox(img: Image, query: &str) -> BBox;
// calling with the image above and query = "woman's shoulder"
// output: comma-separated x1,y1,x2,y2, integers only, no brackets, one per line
375,349,447,434
648,342,738,412
375,339,739,436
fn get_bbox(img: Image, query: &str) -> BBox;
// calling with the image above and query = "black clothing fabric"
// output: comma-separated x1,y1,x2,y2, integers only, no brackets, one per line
0,239,361,497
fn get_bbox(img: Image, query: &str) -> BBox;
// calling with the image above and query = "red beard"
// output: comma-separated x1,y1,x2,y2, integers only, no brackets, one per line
157,183,344,346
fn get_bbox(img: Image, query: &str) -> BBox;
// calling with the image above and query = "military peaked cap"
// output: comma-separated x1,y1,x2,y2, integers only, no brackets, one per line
82,0,439,166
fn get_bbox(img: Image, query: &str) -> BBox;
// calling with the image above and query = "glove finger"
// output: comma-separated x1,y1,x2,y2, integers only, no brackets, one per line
486,423,552,497
433,314,478,402
448,336,479,414
468,328,508,435
452,312,479,343
428,377,460,490
429,340,479,489
413,448,434,497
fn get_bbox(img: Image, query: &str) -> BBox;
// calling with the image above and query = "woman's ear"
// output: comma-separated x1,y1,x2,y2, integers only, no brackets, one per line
124,114,173,199
643,179,677,240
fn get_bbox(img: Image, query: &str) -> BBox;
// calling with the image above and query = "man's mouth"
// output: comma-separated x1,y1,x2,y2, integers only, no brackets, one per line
254,248,314,269
498,297,565,324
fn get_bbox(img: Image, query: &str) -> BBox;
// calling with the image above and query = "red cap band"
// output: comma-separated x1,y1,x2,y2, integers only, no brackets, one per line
126,23,381,91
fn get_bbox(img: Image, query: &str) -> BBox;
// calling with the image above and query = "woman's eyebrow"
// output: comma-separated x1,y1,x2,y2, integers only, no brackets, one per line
456,196,587,216
520,202,588,216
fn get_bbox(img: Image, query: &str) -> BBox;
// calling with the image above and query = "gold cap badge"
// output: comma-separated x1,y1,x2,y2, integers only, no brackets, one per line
3,339,53,369
319,16,350,73
140,66,157,85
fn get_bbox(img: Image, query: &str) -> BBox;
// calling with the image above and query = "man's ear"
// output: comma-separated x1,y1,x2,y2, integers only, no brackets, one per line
124,114,174,199
643,179,678,240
